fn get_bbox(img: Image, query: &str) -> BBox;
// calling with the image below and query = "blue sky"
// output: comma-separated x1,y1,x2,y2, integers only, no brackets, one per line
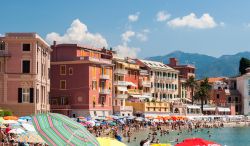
1,0,250,58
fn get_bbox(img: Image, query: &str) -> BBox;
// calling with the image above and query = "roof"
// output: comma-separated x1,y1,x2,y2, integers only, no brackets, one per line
207,77,227,83
139,59,176,71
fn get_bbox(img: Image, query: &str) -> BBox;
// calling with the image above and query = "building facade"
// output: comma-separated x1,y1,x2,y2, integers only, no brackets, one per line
136,59,179,102
237,68,250,115
168,58,195,103
0,33,51,116
50,43,113,117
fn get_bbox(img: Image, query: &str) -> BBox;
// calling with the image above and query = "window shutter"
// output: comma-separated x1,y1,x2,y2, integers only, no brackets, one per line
30,88,34,103
18,88,22,103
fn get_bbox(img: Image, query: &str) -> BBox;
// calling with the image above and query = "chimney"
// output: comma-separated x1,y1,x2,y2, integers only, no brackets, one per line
53,41,56,46
169,58,178,66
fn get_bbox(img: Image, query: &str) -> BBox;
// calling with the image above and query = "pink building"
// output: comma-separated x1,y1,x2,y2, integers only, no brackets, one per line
0,33,51,116
50,43,113,117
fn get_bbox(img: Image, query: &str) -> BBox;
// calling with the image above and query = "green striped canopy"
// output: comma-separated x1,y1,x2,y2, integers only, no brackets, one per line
32,113,100,146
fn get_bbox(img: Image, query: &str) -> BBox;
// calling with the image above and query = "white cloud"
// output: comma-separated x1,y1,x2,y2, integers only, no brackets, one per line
128,12,140,22
0,34,4,37
156,11,171,22
136,29,150,42
167,13,218,29
114,44,140,58
46,19,108,48
121,30,135,43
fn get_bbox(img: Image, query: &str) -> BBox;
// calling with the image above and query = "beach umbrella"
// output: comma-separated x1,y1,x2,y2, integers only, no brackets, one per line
4,116,18,120
8,128,26,134
126,116,135,120
19,116,32,121
17,133,45,143
97,137,126,146
86,121,95,127
3,120,18,124
175,138,221,146
22,123,35,132
32,113,100,146
108,122,116,126
135,117,144,122
0,117,4,124
151,144,171,146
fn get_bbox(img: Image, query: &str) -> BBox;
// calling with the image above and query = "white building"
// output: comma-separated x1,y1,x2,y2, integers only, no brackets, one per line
137,59,179,102
237,68,250,115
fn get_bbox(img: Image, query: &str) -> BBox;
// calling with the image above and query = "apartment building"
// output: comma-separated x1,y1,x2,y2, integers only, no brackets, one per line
0,33,51,116
237,68,250,115
136,59,179,102
50,43,113,117
168,58,195,103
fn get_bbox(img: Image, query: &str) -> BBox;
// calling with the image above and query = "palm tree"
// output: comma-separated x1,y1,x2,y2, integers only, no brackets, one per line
194,78,211,113
185,76,197,105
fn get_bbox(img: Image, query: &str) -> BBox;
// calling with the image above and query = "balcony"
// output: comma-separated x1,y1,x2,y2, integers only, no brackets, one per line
116,94,128,99
114,69,127,75
0,50,11,57
100,74,110,80
114,81,127,86
99,89,111,95
80,56,112,65
141,81,151,87
140,70,149,75
127,89,142,95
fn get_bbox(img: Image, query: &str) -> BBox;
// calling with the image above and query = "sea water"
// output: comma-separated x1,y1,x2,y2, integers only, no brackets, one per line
124,127,250,146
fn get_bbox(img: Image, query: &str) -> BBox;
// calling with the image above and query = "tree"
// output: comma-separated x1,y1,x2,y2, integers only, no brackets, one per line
194,78,211,113
239,57,250,75
185,76,197,105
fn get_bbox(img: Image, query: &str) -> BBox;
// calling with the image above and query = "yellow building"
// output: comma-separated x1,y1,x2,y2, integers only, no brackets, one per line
126,101,170,116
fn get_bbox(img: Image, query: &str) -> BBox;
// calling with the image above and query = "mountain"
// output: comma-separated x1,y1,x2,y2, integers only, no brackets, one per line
145,51,250,79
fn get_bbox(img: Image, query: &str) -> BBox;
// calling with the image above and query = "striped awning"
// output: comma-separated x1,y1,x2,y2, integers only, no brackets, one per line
32,113,100,146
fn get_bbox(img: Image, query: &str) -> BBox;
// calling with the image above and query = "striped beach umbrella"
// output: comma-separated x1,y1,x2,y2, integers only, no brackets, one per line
32,113,100,146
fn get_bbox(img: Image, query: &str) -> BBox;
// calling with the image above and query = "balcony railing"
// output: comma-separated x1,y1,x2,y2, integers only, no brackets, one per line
99,89,111,94
127,89,142,95
80,56,112,64
114,81,127,86
155,76,177,82
0,50,11,57
116,94,128,99
141,81,151,87
100,74,110,80
140,70,149,75
114,69,127,75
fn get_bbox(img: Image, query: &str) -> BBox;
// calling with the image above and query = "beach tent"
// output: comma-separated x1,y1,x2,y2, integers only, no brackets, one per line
175,138,221,146
97,137,126,146
32,113,100,146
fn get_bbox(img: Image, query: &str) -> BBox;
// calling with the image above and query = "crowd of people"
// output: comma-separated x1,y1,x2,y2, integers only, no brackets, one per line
84,118,228,146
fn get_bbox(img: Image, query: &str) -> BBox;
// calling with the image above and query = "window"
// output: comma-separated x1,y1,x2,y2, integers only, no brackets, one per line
36,62,38,74
22,44,31,51
69,67,73,75
0,41,5,50
92,81,97,90
22,60,30,73
99,96,106,105
36,89,39,103
228,97,231,103
60,80,66,90
22,88,30,103
217,94,220,99
249,101,250,107
235,97,239,103
60,65,66,75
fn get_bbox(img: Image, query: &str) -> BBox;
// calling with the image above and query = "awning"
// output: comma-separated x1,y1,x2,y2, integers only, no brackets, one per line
126,82,137,87
117,86,127,92
130,94,152,99
203,107,216,111
187,105,200,109
218,107,230,112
